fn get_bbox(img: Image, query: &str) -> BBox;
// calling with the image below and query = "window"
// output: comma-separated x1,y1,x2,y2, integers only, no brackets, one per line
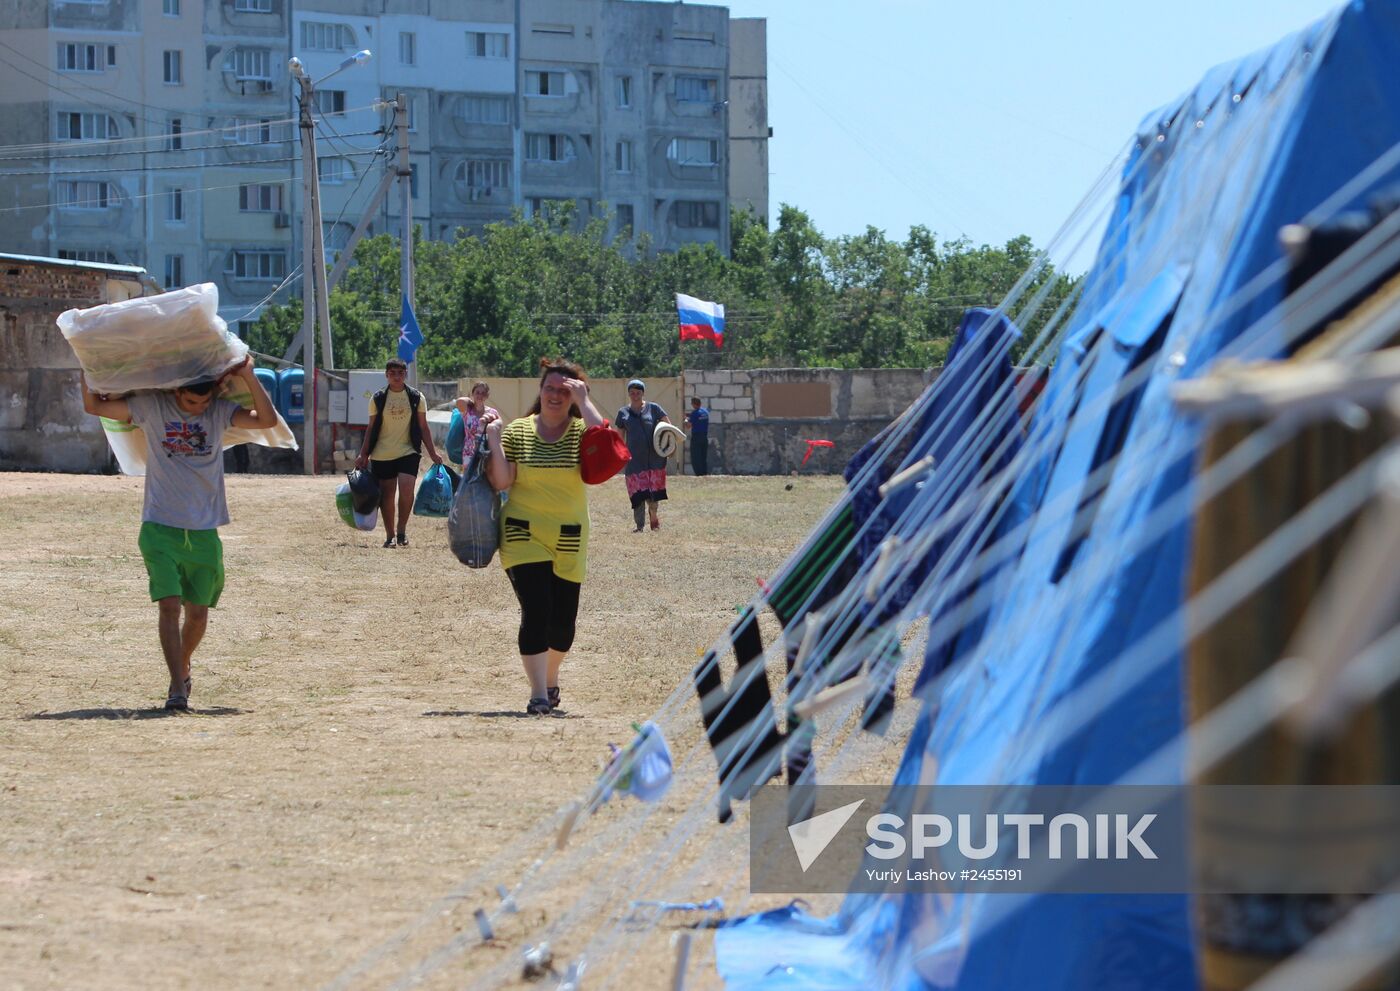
399,32,415,65
228,48,271,80
674,30,715,44
675,75,717,104
108,46,116,66
163,50,182,84
226,118,272,144
239,184,282,212
667,137,718,166
459,95,509,124
58,249,119,264
234,0,272,11
315,89,346,116
530,23,573,36
231,250,286,280
403,96,417,131
59,112,117,141
409,163,419,199
456,159,510,197
58,180,111,209
674,200,720,229
525,71,565,96
526,197,571,219
58,44,103,73
524,133,574,162
163,0,179,14
614,140,633,173
167,187,184,222
318,156,352,183
166,118,182,150
615,203,634,235
300,22,353,51
466,31,509,58
164,254,183,289
616,75,632,108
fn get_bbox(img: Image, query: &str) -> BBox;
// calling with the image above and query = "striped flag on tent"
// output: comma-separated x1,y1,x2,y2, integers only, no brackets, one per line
676,293,725,348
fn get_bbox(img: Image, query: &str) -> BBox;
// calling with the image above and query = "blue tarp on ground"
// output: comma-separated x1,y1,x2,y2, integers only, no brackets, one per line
716,2,1400,987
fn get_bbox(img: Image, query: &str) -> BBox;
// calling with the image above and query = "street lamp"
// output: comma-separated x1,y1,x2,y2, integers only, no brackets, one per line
290,49,371,474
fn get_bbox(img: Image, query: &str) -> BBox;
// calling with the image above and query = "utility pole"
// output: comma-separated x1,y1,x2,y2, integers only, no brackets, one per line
289,49,371,474
295,69,319,475
396,92,416,387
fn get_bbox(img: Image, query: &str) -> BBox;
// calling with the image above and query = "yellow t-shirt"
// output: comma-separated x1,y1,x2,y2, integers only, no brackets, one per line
369,388,417,460
499,415,589,582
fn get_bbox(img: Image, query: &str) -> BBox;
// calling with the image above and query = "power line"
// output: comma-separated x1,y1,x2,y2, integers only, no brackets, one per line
0,43,176,132
0,128,380,164
0,105,378,158
0,148,383,178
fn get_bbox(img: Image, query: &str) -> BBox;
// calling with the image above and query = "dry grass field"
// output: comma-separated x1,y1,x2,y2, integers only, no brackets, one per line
0,470,916,991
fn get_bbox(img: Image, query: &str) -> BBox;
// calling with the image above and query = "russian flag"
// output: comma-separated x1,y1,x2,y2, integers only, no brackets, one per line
676,292,725,348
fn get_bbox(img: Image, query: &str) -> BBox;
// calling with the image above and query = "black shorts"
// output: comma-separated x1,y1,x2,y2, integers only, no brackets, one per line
370,453,421,480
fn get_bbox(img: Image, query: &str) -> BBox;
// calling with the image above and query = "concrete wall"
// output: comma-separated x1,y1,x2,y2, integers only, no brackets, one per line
682,366,934,475
0,258,150,473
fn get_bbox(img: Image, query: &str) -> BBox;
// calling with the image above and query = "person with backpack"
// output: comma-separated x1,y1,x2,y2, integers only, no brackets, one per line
79,358,279,711
354,357,444,548
481,358,608,716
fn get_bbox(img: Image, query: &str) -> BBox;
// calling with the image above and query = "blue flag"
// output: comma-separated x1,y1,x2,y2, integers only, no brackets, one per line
397,294,423,363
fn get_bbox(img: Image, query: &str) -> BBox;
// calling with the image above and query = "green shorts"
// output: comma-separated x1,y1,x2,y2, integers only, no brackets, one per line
138,522,225,607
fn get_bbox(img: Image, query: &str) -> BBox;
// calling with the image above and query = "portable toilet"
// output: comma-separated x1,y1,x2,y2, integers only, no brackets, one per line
278,368,305,423
253,367,280,416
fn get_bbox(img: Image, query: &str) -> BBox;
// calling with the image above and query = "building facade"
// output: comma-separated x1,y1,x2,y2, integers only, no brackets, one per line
0,0,767,329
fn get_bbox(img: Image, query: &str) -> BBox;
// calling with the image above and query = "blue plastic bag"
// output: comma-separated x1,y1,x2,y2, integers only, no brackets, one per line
413,463,454,517
446,409,465,466
448,438,499,568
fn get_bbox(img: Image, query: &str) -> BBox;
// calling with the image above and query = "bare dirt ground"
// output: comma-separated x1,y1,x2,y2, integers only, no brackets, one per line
0,471,914,991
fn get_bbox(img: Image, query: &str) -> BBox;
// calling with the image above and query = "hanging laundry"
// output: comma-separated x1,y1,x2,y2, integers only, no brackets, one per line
693,609,784,823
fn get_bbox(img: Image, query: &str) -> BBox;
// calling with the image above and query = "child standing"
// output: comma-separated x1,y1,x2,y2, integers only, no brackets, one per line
81,358,278,711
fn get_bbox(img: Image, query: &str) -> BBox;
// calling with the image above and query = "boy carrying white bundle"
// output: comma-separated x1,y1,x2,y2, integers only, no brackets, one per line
80,358,278,711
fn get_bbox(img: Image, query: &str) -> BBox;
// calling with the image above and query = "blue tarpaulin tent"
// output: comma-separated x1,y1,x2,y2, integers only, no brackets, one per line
715,2,1400,987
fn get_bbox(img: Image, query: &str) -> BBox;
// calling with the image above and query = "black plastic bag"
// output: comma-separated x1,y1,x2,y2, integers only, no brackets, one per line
346,468,381,515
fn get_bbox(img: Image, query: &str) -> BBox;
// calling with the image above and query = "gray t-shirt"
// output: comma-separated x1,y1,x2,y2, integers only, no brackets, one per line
616,401,669,474
127,391,239,530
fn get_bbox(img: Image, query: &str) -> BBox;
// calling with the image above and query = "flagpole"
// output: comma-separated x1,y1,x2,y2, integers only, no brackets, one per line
396,92,417,387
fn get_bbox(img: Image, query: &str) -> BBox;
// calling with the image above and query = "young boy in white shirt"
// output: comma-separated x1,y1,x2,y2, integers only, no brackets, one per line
81,358,278,711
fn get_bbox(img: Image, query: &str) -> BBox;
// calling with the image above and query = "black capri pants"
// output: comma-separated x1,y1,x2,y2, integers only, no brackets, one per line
506,561,581,655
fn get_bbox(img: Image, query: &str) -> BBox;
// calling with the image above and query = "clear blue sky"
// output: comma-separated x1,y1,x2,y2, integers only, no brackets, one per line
717,0,1346,251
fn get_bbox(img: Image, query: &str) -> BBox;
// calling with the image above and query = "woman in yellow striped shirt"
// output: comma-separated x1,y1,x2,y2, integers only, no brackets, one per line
483,358,607,716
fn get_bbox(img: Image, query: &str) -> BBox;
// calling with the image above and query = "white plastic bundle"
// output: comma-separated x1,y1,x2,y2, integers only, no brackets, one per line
57,283,249,393
99,376,299,476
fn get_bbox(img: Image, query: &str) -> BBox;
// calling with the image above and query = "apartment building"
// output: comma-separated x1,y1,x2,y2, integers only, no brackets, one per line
0,0,767,329
0,0,295,331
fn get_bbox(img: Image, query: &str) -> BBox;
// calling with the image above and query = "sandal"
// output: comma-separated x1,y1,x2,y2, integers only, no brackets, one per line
526,697,553,716
547,686,561,711
396,532,409,547
165,691,188,712
383,537,396,548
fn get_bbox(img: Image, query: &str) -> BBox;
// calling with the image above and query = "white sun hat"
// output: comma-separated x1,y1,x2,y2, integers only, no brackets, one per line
653,422,686,458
